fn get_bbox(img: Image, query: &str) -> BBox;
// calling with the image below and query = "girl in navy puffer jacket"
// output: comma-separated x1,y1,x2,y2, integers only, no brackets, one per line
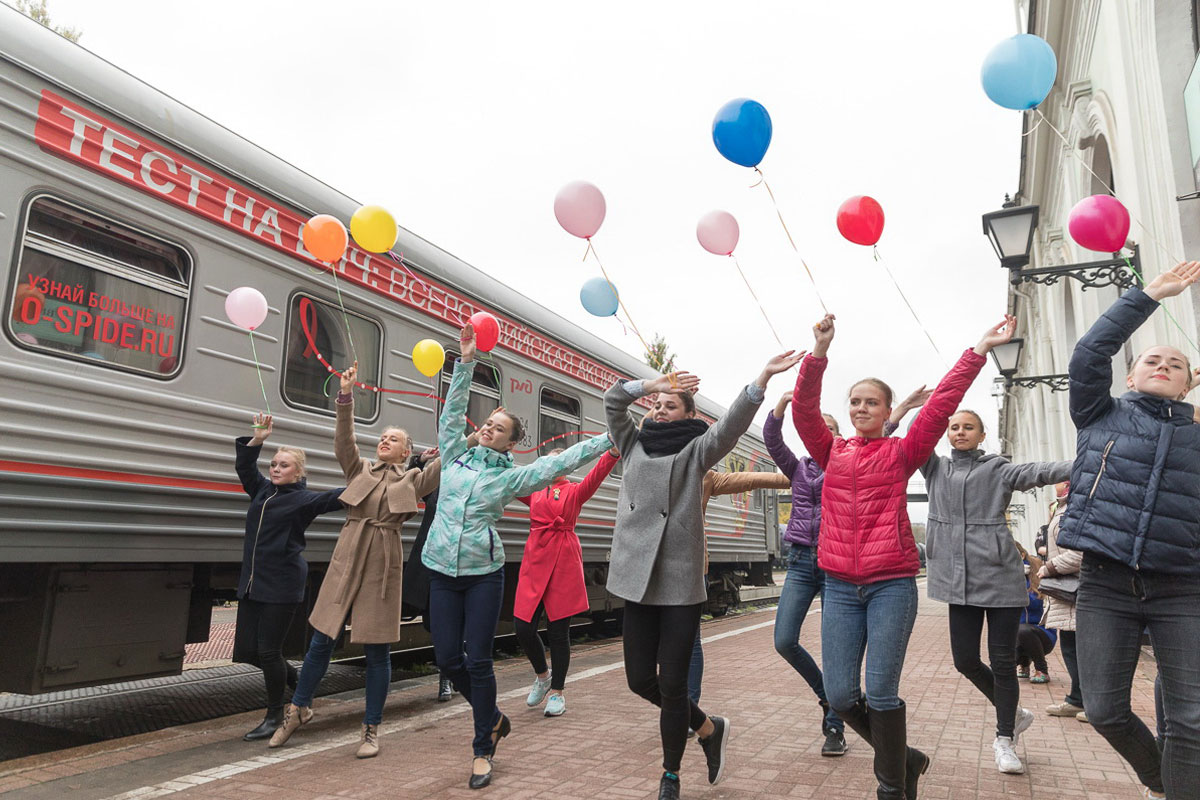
1061,261,1200,800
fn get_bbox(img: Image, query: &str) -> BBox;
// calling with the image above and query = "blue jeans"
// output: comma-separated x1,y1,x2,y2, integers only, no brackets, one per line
429,568,505,757
1076,554,1200,797
774,544,841,733
687,628,703,705
820,574,918,712
291,627,392,725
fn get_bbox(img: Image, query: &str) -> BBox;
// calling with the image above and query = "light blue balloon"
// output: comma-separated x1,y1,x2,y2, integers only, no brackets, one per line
981,34,1057,110
580,277,619,317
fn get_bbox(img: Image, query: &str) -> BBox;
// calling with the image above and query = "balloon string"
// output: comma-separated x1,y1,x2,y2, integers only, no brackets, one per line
248,331,272,415
730,255,784,348
1121,257,1200,353
328,264,359,364
583,239,653,357
875,251,946,367
1033,108,1198,355
752,167,829,314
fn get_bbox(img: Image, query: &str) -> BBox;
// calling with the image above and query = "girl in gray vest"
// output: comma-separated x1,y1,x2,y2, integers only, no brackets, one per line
604,349,803,800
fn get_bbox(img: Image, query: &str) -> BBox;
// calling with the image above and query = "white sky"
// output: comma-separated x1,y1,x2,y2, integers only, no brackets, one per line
31,0,1030,510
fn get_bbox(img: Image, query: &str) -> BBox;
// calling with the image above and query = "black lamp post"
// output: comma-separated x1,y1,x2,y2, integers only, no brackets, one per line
981,196,1141,291
988,337,1069,392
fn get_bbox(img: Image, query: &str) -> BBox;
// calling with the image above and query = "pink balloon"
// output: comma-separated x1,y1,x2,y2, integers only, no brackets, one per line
696,210,740,256
554,181,606,239
1068,195,1130,253
225,286,269,331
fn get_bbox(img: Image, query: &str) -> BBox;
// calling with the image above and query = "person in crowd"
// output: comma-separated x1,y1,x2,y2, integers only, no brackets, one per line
269,362,441,759
232,413,345,741
1057,262,1200,800
422,322,613,790
605,349,803,800
793,311,1016,800
1039,482,1087,723
765,388,930,757
921,409,1070,774
513,443,620,718
400,445,455,703
1016,577,1056,684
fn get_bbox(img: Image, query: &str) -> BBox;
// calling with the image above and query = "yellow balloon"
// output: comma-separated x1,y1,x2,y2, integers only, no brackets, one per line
412,338,445,377
350,204,398,253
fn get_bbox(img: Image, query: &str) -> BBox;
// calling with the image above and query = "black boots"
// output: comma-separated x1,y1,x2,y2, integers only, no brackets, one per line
835,700,930,800
243,708,284,741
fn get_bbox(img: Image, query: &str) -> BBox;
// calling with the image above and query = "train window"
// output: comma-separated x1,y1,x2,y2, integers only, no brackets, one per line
8,196,190,378
282,294,382,419
438,353,502,434
538,387,582,456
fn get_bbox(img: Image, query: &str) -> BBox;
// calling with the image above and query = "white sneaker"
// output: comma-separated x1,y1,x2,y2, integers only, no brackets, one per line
1013,707,1034,744
525,674,552,707
1143,788,1166,799
993,736,1024,774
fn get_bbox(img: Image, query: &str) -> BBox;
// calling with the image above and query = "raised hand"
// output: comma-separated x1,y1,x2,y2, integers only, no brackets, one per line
645,371,700,395
773,391,792,418
250,413,273,445
340,360,358,394
460,322,477,362
420,446,440,463
812,314,835,357
1145,260,1200,301
974,314,1017,355
899,385,933,412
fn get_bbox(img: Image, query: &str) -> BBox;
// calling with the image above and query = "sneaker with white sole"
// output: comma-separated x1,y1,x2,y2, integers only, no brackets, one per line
1013,707,1034,744
544,693,566,717
697,715,730,785
1046,701,1084,717
993,736,1024,774
525,674,552,707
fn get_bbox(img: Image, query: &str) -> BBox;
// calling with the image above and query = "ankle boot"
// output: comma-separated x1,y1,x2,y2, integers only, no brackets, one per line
867,704,908,800
243,708,284,741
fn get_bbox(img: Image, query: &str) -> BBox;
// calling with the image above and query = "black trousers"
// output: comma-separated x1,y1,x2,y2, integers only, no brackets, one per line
948,604,1022,738
513,605,571,691
233,599,299,713
623,602,708,773
1016,624,1055,672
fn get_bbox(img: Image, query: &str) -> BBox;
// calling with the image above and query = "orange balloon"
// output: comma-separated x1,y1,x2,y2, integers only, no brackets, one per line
302,214,348,262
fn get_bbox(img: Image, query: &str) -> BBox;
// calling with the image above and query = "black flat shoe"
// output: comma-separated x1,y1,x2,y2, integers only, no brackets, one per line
488,712,511,757
243,711,283,741
469,757,493,789
658,772,680,800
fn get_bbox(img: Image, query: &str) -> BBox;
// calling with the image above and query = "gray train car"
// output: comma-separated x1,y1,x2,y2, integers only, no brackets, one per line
0,9,780,694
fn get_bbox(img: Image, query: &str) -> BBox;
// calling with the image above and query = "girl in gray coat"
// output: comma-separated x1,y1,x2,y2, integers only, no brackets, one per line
604,349,803,800
922,409,1070,776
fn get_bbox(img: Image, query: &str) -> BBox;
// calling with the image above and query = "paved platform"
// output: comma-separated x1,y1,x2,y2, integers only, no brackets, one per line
0,587,1158,799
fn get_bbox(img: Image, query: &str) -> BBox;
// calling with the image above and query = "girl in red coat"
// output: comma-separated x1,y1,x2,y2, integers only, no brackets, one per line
513,445,620,717
792,312,1015,800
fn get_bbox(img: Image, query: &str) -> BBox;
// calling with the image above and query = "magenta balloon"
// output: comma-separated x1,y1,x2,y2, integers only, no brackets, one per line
554,181,606,239
696,210,740,256
1068,195,1131,253
224,286,269,331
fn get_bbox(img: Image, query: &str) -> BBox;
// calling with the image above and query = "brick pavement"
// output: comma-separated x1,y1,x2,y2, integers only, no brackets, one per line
0,590,1159,800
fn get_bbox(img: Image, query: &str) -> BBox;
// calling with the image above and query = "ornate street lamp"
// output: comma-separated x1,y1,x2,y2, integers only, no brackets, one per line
988,336,1069,392
982,197,1142,291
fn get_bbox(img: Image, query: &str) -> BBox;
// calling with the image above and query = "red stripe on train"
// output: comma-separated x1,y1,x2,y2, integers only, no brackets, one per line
0,460,243,492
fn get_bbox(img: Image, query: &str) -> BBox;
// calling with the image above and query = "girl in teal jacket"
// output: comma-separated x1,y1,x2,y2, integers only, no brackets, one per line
424,321,611,790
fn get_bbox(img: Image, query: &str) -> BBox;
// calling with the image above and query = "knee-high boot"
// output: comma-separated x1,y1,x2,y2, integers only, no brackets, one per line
867,705,907,799
832,698,872,742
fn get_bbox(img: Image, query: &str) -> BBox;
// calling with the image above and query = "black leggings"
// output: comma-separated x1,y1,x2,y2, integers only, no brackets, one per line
513,605,571,691
1016,624,1055,672
233,599,299,713
948,604,1022,738
623,602,708,773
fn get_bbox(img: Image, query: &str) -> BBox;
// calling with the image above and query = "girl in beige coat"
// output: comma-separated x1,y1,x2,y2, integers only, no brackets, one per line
270,362,441,758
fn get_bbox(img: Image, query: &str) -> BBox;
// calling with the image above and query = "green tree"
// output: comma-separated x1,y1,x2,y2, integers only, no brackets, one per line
644,333,677,374
15,0,81,42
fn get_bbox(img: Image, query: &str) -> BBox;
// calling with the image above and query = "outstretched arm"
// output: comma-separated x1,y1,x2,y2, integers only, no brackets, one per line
764,398,800,479
694,350,803,470
707,469,792,497
886,385,932,436
334,363,365,480
438,325,479,464
1000,460,1073,492
504,433,613,499
575,450,619,504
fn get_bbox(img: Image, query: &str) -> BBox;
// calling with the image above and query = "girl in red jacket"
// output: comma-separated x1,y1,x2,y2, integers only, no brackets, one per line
792,312,1015,800
513,445,620,717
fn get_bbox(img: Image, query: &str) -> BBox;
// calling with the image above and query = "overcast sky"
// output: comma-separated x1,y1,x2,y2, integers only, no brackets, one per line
30,1,1028,504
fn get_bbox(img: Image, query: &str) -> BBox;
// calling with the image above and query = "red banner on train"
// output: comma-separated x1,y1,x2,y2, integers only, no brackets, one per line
33,90,628,392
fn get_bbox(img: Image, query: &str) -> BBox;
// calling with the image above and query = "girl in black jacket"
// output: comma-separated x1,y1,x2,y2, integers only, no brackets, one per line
234,413,345,741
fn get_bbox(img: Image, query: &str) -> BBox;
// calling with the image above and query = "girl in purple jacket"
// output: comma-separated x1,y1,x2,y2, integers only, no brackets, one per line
766,387,929,756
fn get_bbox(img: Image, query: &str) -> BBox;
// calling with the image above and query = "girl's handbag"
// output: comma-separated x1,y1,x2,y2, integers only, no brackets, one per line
1038,574,1079,604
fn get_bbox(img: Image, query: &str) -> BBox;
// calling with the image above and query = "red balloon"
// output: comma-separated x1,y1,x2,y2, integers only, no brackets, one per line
469,311,500,352
1068,195,1130,253
836,196,885,247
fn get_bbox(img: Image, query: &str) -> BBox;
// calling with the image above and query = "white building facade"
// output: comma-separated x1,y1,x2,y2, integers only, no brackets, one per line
999,0,1200,546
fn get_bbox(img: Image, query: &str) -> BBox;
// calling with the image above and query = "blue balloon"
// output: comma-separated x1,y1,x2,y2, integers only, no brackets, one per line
580,277,619,317
981,34,1057,110
712,98,772,168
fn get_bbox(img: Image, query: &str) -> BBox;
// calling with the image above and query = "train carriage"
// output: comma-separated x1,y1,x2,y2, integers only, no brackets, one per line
0,9,779,694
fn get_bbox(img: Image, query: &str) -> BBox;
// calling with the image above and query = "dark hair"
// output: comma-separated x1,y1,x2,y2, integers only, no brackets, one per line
657,390,696,415
821,413,841,435
497,410,524,445
951,408,986,433
849,378,893,407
